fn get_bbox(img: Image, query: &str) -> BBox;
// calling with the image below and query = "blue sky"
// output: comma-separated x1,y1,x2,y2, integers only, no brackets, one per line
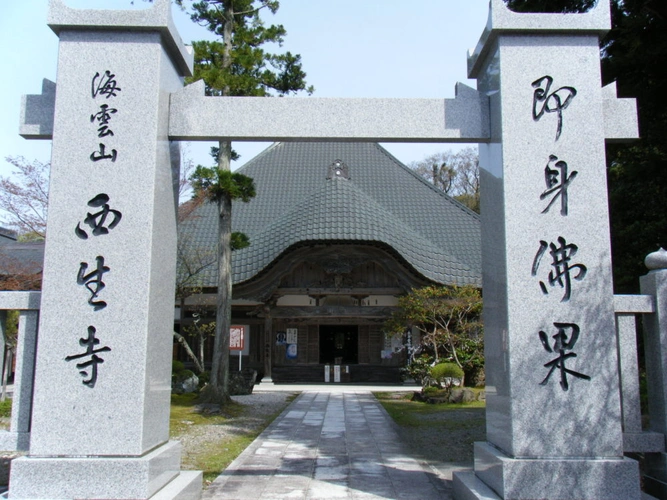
0,0,489,176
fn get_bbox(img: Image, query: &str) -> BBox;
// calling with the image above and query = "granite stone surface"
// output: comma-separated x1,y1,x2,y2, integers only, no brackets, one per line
472,442,641,499
19,79,55,140
468,0,611,78
47,0,193,76
9,441,183,499
456,0,641,498
9,1,200,498
169,79,490,143
26,28,181,457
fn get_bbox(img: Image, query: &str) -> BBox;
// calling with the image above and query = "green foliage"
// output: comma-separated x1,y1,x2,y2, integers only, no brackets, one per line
198,371,210,388
504,0,596,13
385,285,483,385
177,0,313,98
431,362,464,383
4,311,18,348
172,360,185,375
422,386,439,396
190,166,256,203
230,231,250,251
402,355,434,386
430,362,464,397
0,398,11,418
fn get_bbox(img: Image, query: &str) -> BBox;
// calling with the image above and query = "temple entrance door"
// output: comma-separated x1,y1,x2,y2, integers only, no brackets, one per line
319,325,358,364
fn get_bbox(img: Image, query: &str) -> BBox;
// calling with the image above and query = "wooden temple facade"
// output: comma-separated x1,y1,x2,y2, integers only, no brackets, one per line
176,142,481,383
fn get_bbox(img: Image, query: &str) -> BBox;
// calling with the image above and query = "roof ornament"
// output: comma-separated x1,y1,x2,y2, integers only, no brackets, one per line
327,160,350,180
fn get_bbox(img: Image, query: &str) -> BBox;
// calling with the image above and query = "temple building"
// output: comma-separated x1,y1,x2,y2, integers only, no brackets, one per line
176,142,481,383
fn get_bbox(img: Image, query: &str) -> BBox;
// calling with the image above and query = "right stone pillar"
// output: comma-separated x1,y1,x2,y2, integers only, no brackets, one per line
640,250,667,498
453,1,642,499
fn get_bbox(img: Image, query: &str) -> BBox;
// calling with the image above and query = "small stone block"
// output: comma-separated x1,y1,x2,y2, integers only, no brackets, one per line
452,470,501,500
0,432,29,453
624,431,665,453
151,471,202,500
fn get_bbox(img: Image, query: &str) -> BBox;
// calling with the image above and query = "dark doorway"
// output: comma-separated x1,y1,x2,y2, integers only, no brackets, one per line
319,325,358,364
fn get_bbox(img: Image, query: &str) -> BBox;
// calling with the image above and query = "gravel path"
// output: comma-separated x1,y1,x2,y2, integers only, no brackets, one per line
176,392,298,453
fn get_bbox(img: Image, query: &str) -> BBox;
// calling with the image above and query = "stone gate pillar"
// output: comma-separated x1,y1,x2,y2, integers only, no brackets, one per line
9,1,201,498
454,1,641,499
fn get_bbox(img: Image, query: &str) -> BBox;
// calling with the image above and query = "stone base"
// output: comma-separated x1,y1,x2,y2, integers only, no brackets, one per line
453,470,501,500
0,432,29,452
152,471,202,500
453,442,642,500
7,440,201,499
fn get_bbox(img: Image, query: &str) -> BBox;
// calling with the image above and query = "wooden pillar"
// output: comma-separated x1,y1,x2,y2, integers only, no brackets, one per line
262,308,273,383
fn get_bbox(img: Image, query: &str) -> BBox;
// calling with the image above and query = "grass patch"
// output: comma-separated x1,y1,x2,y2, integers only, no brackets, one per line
170,392,298,485
0,398,12,418
374,391,484,427
374,391,486,464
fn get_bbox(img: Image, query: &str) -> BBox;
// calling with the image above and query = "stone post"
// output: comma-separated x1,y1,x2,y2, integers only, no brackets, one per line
8,1,201,498
640,248,667,498
453,1,641,498
0,292,41,452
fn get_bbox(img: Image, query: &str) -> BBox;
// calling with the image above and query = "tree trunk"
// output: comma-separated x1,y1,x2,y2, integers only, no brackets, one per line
200,2,234,405
201,140,233,404
173,331,204,374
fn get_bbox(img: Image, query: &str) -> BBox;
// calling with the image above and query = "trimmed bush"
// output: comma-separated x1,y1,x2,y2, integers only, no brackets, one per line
430,362,464,398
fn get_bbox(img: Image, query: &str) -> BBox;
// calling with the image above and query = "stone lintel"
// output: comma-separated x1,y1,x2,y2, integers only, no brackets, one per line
602,81,640,142
8,441,192,499
19,80,55,140
47,0,193,76
614,293,655,314
0,291,41,310
468,0,611,78
624,431,665,454
169,80,490,143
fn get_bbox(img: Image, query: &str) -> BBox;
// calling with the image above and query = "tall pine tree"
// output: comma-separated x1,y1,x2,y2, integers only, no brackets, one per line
177,0,313,403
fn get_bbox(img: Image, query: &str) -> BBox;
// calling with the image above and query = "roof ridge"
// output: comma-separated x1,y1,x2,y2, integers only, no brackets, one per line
372,143,481,220
235,142,282,173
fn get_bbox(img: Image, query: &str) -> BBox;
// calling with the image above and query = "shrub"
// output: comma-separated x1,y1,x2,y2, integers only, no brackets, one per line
430,362,464,397
402,355,435,386
0,398,11,418
172,360,185,375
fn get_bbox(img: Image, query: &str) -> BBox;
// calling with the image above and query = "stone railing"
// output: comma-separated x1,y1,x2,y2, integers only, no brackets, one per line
0,292,40,452
614,294,664,453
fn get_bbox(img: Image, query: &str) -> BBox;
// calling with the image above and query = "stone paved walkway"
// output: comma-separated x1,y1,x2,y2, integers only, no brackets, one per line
202,391,450,499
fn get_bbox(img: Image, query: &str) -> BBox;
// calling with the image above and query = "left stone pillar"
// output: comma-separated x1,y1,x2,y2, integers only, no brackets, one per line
9,1,201,498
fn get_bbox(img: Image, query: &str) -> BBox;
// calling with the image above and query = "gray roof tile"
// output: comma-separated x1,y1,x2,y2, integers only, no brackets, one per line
179,142,481,287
